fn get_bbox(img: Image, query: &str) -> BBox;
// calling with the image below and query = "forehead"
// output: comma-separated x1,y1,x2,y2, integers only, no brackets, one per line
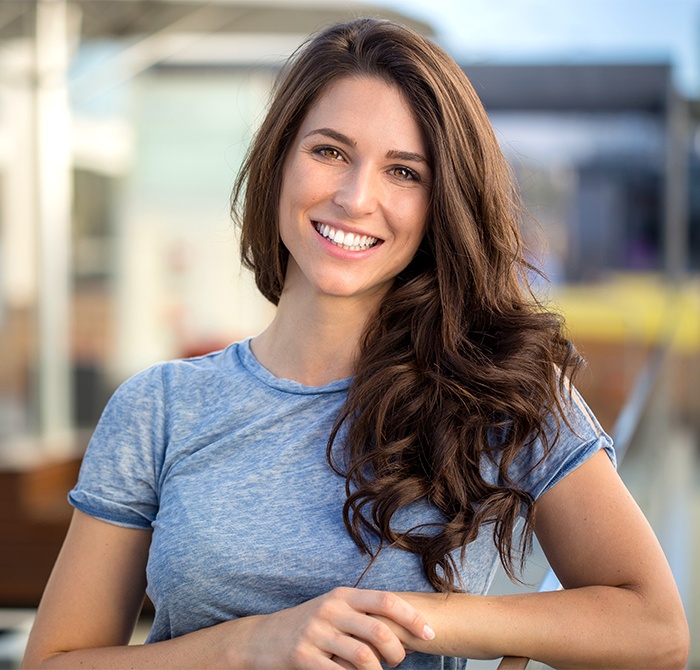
299,76,427,153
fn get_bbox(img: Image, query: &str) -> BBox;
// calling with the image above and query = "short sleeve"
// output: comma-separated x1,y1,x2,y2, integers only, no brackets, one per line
483,384,616,502
68,364,168,529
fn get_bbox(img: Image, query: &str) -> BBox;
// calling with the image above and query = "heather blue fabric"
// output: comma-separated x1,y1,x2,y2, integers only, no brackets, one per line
69,339,614,668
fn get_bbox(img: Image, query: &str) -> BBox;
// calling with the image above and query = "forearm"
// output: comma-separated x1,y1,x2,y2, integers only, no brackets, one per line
24,616,259,670
27,586,436,670
397,587,689,669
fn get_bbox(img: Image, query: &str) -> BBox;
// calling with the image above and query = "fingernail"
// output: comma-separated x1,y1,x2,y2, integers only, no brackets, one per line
423,624,435,640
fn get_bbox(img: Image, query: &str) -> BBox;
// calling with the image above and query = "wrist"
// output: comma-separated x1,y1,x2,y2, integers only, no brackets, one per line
394,591,469,655
218,615,264,670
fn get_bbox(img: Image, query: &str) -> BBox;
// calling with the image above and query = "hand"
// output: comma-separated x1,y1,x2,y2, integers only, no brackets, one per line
240,587,435,669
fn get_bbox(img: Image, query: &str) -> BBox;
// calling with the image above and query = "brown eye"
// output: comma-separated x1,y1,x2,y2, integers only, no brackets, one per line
314,146,343,160
391,166,419,182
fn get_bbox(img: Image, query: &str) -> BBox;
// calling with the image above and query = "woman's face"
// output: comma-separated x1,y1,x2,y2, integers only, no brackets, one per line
278,76,432,306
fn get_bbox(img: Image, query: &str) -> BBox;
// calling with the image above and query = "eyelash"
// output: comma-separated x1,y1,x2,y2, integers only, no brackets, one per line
311,146,421,183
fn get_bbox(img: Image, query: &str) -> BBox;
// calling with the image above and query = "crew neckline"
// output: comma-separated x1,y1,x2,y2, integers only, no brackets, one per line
236,338,353,395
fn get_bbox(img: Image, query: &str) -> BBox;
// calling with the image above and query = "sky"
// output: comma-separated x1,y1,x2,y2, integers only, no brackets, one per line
376,0,700,97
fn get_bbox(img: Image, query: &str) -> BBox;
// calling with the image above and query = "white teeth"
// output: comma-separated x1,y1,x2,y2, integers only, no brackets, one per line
313,222,378,251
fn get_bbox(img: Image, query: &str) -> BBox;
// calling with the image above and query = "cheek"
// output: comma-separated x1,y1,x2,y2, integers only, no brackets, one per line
394,195,430,240
301,169,335,206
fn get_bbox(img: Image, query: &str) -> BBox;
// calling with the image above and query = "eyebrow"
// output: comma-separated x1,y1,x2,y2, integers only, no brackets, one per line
304,127,355,147
303,127,429,165
386,149,429,165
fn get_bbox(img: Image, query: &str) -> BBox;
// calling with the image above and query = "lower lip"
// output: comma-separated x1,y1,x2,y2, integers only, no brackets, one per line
313,224,381,259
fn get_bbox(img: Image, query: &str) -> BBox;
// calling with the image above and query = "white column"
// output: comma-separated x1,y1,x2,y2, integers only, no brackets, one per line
0,42,37,311
33,0,74,452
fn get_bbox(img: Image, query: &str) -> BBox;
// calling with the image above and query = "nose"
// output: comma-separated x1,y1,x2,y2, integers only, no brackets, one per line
332,164,379,218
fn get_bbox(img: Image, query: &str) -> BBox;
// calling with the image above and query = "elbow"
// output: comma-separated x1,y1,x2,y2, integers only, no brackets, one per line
656,635,690,670
644,608,690,670
663,620,690,670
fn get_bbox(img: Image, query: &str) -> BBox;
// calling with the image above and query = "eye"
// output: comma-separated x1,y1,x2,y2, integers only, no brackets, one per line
313,146,344,161
390,166,420,182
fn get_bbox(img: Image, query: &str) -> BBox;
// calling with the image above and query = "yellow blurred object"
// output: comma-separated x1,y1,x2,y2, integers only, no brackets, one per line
552,274,700,354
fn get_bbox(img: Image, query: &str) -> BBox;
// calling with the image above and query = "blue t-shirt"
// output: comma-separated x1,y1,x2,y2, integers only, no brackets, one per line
69,339,614,668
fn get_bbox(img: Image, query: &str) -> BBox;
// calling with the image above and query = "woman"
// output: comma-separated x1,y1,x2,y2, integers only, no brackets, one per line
23,18,688,670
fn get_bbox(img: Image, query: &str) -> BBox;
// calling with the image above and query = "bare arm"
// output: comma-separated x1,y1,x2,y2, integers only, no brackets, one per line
23,510,434,670
387,451,690,668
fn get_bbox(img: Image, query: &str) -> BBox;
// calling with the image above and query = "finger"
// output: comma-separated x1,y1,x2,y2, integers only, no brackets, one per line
343,588,435,641
334,612,407,667
330,656,356,670
323,633,384,670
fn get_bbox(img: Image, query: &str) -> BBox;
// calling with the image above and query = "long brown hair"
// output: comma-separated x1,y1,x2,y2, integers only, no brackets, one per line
231,18,582,591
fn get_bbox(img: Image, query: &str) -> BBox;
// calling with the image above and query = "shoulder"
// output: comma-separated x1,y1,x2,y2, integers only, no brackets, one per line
483,381,615,501
69,344,247,528
535,381,615,498
89,343,248,452
114,342,244,402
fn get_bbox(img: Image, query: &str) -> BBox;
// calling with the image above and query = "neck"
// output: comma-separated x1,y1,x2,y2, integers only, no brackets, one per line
251,289,381,386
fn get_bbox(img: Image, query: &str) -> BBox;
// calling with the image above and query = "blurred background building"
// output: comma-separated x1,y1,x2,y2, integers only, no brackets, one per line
0,0,698,667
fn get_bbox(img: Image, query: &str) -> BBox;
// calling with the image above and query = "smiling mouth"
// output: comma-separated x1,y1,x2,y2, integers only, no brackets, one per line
314,222,379,251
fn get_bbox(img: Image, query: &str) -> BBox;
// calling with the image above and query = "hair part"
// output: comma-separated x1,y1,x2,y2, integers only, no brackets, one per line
232,18,583,592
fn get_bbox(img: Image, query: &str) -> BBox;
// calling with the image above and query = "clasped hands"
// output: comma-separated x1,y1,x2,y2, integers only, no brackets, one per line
240,586,435,669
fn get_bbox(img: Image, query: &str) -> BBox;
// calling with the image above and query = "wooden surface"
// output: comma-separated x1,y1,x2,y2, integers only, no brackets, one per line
497,657,529,670
0,458,80,607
